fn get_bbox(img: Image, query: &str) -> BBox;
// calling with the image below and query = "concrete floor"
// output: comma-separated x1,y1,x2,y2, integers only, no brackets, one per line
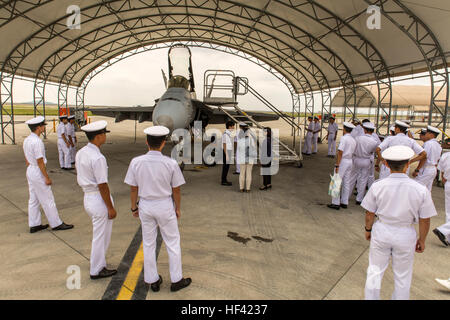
0,116,449,300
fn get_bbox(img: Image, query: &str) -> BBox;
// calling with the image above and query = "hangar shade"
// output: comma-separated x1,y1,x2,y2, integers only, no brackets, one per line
0,0,449,93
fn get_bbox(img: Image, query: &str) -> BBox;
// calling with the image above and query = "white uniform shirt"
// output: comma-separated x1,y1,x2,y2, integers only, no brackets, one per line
423,138,442,166
354,134,378,159
351,125,364,138
338,133,356,159
75,143,108,193
66,123,75,139
313,122,321,135
222,129,233,151
361,173,437,226
23,133,47,166
57,122,67,139
306,122,314,136
124,151,185,200
328,123,338,136
371,132,381,145
378,133,424,155
438,152,450,180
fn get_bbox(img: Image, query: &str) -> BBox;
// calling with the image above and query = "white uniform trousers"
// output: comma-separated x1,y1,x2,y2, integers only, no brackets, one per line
57,138,71,168
139,198,183,284
437,182,450,242
415,166,437,191
84,192,113,276
26,166,63,228
70,142,76,164
365,221,416,300
332,158,353,206
367,157,375,188
348,157,371,203
328,133,336,156
312,133,319,153
302,133,313,154
239,163,253,190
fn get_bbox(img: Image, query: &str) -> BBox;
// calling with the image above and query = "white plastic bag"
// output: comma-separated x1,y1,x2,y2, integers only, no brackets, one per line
328,171,342,198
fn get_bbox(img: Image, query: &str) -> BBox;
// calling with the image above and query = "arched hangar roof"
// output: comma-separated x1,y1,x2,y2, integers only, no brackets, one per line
1,0,449,93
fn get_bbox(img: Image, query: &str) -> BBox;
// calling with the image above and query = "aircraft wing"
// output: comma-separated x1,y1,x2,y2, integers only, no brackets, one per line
85,106,155,123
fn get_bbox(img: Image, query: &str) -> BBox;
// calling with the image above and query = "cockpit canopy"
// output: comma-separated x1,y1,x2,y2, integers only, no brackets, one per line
168,75,190,90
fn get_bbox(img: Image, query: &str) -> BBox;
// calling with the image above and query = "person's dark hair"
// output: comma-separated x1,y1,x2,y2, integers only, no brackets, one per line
28,124,40,132
364,128,375,134
362,119,370,123
386,160,409,172
265,127,272,137
85,131,103,141
343,126,353,133
395,124,407,133
147,135,166,149
226,121,235,129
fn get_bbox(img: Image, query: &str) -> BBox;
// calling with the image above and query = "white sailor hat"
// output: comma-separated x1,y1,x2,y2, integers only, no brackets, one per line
420,128,427,135
143,125,169,136
403,120,411,124
382,145,415,161
427,125,440,135
59,114,68,119
25,116,47,126
343,122,356,129
395,120,410,128
81,120,110,133
390,126,395,132
362,122,375,130
68,115,75,120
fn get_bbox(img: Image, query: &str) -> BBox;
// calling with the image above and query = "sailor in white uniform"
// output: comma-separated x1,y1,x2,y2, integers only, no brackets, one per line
312,116,321,154
375,120,426,180
302,116,314,155
433,150,450,247
414,126,442,191
68,115,77,165
362,146,437,300
327,122,356,210
403,120,414,139
125,126,192,292
367,128,382,188
348,122,379,205
76,120,117,280
326,116,339,158
351,118,364,138
23,116,74,233
57,115,72,170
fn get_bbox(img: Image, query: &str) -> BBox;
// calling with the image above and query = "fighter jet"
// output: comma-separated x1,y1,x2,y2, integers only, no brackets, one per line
86,44,279,131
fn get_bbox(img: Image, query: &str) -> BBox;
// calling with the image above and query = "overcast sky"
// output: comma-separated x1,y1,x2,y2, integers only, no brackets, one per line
13,46,431,113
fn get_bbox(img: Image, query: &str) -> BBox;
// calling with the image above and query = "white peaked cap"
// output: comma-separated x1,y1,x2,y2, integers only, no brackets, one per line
362,122,375,130
68,115,75,119
81,120,109,133
403,120,411,124
390,126,395,132
382,145,415,161
395,120,410,128
25,116,46,125
343,122,356,129
420,128,427,134
144,125,170,136
427,125,440,135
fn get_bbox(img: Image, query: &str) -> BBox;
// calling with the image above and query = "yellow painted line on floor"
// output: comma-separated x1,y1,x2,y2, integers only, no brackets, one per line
116,242,144,300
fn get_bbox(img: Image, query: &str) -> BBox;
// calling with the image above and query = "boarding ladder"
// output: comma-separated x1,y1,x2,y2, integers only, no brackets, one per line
203,70,303,167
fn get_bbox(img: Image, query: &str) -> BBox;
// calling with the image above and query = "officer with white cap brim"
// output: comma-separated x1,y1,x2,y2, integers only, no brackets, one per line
361,145,437,300
312,116,321,154
23,116,74,233
327,122,357,210
414,125,442,191
302,116,314,155
347,122,379,205
124,126,192,292
326,116,339,158
57,115,72,170
375,120,427,180
75,120,117,280
67,115,77,164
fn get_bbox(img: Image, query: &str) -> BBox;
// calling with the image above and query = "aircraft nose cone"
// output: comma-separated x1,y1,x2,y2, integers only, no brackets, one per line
154,115,174,132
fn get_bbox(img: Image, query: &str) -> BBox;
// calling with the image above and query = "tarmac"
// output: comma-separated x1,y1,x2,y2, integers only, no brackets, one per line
0,116,449,300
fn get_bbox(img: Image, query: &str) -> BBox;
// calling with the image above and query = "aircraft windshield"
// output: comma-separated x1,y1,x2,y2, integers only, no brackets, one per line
169,46,191,79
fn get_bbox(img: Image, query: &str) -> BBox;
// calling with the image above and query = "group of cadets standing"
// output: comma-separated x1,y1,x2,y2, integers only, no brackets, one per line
323,117,450,298
23,116,191,292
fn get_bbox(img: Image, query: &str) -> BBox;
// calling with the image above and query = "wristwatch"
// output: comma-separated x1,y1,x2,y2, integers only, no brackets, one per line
365,227,372,232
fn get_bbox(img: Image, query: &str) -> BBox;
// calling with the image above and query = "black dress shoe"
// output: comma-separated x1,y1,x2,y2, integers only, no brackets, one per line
30,224,49,233
150,275,163,292
233,172,239,175
327,204,340,210
65,167,75,171
355,201,362,205
340,204,348,209
245,190,250,193
433,229,449,246
52,222,74,231
221,181,232,186
171,278,192,292
90,267,117,280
